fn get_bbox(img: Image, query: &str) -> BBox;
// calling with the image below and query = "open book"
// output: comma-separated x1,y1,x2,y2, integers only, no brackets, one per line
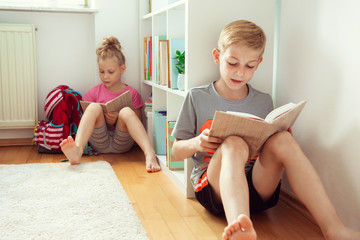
80,90,133,113
209,100,307,158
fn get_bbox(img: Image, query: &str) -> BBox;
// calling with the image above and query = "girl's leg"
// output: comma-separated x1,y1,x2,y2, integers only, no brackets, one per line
60,103,104,164
206,136,257,240
254,131,360,240
117,107,160,172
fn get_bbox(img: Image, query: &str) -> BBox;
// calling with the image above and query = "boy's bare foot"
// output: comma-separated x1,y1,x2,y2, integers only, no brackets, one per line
60,136,82,165
222,214,257,240
145,154,161,173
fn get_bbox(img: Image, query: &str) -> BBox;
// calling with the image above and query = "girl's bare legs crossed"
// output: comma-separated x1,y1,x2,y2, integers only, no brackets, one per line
207,136,257,240
60,103,104,165
117,107,161,173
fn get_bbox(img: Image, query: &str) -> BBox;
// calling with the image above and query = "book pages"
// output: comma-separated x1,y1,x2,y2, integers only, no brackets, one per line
209,100,306,158
80,90,133,113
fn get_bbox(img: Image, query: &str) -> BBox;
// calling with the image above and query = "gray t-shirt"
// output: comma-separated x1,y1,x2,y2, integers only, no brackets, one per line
172,82,274,188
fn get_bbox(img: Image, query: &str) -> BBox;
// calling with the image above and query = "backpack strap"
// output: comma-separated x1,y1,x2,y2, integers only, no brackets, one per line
44,88,63,119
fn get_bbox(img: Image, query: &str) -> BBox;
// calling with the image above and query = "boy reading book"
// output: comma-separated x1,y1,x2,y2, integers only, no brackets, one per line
210,100,306,158
171,20,360,240
60,36,160,173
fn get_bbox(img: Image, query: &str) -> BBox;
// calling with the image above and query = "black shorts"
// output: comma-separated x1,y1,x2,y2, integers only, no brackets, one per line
194,161,281,216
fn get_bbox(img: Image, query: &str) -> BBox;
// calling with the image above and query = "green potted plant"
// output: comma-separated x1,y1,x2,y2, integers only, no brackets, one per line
174,50,185,90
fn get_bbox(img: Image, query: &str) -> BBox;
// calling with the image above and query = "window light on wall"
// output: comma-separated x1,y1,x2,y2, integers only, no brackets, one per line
0,0,88,9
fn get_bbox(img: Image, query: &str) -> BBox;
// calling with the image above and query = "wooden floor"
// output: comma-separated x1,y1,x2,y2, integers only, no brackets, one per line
0,145,324,240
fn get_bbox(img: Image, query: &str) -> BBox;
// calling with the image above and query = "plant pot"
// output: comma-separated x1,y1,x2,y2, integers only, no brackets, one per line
177,74,185,91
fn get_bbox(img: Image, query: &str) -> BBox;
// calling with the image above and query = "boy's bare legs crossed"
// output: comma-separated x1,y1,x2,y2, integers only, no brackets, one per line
60,103,104,165
255,131,360,240
207,136,257,240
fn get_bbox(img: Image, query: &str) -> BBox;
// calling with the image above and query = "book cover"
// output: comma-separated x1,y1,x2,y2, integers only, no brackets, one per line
168,38,185,89
154,111,167,155
80,90,134,113
149,36,152,81
167,121,184,170
154,35,167,84
144,37,148,80
159,40,169,86
209,100,307,158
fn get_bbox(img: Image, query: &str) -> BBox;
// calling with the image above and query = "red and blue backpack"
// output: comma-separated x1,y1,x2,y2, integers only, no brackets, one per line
34,85,83,153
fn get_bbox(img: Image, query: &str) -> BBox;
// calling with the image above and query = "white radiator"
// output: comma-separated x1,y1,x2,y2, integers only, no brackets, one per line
0,24,37,129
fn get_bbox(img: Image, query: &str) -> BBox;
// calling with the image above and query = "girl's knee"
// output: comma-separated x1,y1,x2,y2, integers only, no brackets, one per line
118,107,136,119
86,102,103,113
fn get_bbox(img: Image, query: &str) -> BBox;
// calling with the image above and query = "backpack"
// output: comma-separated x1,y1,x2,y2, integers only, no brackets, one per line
33,85,83,153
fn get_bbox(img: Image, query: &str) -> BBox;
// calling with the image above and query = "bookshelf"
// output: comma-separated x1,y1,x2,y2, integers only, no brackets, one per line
139,0,277,198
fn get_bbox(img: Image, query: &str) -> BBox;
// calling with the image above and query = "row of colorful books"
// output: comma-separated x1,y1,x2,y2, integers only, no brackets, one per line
153,111,184,170
144,36,185,90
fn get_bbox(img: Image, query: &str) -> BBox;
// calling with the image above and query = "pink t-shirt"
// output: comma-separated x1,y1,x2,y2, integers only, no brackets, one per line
83,84,144,109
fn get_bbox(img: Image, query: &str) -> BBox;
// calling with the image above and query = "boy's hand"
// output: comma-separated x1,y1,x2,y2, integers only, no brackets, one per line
104,112,118,126
196,128,222,153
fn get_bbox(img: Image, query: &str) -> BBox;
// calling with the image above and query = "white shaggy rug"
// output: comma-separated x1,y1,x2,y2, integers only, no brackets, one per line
0,161,148,240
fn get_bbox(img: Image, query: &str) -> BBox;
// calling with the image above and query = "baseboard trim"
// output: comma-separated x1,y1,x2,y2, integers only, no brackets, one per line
279,189,317,225
0,138,33,146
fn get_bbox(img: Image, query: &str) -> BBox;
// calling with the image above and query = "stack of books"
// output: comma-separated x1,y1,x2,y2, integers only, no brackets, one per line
144,93,152,112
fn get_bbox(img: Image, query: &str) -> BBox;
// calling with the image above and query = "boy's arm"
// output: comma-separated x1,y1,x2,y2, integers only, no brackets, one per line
172,129,222,160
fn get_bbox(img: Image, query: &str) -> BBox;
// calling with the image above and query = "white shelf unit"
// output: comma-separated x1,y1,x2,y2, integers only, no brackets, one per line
139,0,277,198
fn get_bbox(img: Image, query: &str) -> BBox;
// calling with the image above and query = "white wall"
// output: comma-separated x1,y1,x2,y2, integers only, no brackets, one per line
276,0,360,229
93,0,140,95
0,0,140,139
0,10,96,138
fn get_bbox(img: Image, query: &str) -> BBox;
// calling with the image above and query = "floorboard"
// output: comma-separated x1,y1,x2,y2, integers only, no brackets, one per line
0,145,324,239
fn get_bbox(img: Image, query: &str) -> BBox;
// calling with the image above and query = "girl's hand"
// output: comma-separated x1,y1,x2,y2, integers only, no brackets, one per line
104,112,118,126
195,128,222,153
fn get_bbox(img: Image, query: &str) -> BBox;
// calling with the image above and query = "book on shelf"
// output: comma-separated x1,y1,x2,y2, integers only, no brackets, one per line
154,111,167,155
169,38,185,89
166,121,184,170
159,40,169,86
80,90,133,113
149,36,152,81
154,35,167,84
143,37,147,80
144,36,152,80
144,93,152,112
209,100,307,158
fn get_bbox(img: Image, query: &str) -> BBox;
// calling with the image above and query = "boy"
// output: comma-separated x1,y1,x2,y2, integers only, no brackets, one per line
171,20,360,240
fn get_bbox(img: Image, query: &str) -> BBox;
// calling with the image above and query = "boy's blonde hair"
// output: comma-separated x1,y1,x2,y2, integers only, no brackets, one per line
218,20,266,57
96,36,126,66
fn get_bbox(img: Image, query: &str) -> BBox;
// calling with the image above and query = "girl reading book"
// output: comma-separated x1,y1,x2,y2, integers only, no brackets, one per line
60,36,160,173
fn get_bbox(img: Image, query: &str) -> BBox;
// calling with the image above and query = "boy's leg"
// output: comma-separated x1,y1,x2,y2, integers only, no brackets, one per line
206,136,257,240
60,103,104,164
117,107,160,172
254,131,360,240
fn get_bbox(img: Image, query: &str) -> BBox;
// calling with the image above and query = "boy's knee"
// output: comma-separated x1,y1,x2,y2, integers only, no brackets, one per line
265,131,297,156
221,136,249,158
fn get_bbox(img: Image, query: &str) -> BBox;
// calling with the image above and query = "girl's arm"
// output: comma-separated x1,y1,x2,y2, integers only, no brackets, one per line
172,129,222,161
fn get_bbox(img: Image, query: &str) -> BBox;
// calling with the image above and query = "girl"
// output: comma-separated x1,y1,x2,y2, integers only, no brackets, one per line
60,36,160,173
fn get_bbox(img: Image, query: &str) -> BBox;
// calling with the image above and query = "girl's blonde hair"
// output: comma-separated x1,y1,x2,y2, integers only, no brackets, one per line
96,36,126,66
218,20,266,57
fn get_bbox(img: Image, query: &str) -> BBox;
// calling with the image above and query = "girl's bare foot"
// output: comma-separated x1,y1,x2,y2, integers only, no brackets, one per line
145,154,161,173
60,136,82,165
222,214,257,240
